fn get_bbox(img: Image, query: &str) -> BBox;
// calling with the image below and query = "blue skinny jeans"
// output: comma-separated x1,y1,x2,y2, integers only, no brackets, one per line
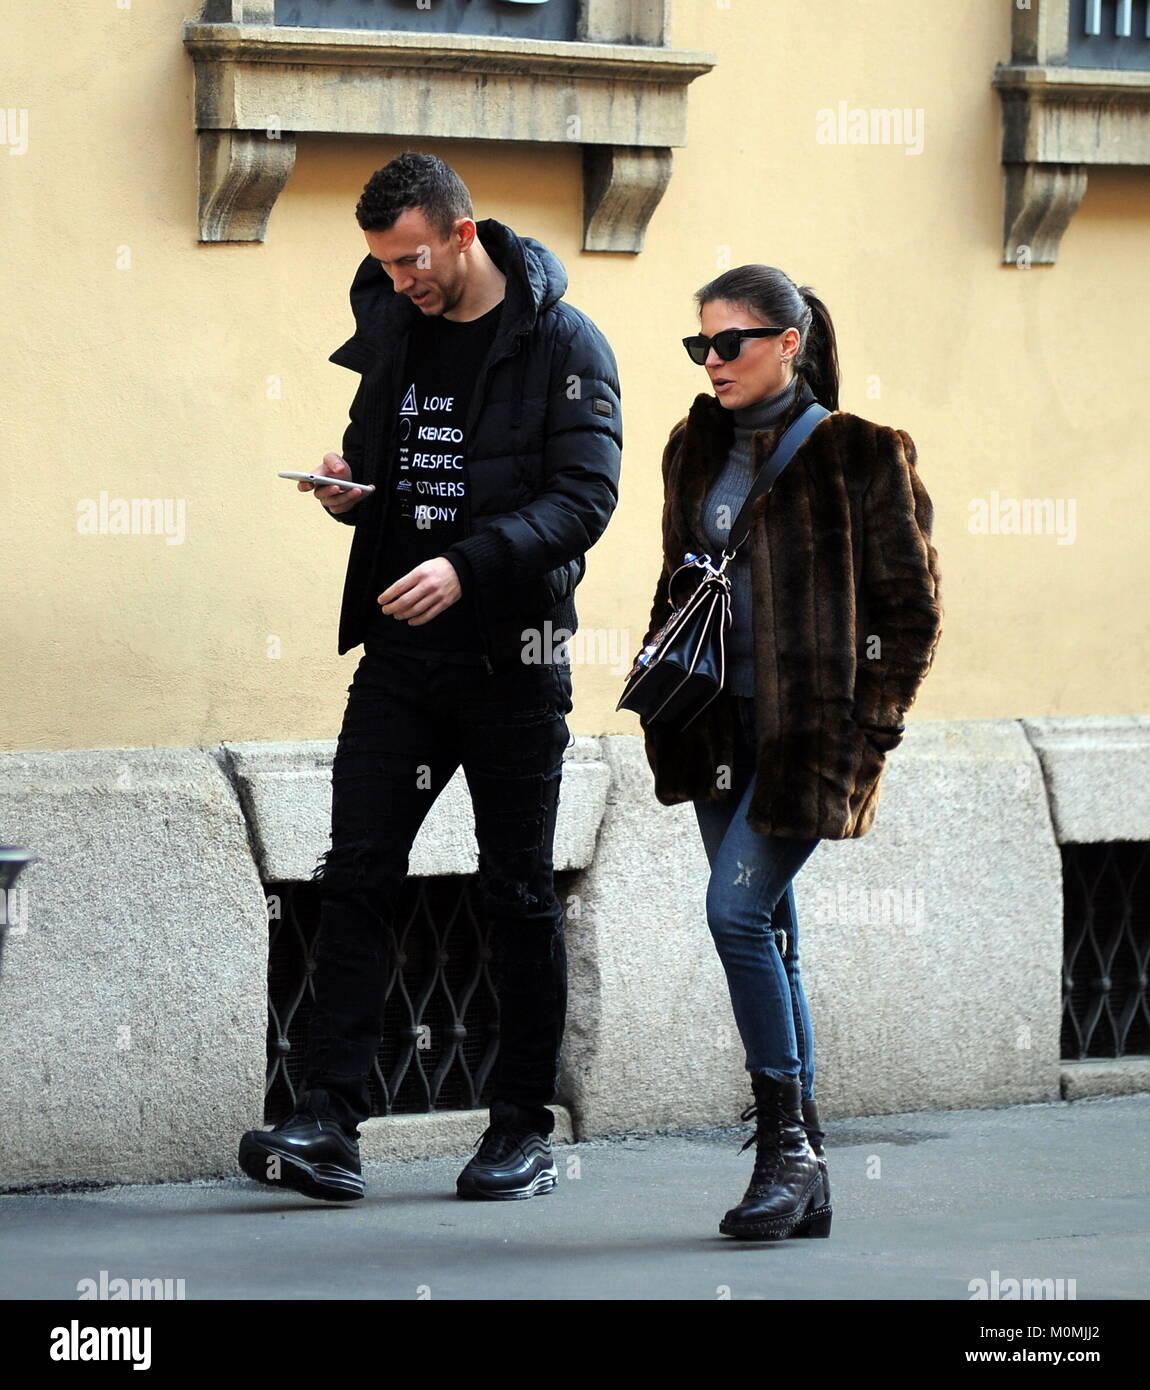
692,694,821,1100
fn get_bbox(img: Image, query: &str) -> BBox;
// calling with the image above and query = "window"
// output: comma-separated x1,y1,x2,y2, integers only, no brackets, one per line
276,0,579,42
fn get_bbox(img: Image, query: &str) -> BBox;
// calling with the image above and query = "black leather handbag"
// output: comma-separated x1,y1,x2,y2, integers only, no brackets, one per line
617,398,830,731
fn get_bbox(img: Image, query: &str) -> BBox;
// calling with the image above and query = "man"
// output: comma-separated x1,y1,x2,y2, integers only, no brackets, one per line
238,153,621,1202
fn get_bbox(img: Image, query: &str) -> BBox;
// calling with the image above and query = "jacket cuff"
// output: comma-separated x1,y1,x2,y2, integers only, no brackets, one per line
439,548,474,596
442,529,515,592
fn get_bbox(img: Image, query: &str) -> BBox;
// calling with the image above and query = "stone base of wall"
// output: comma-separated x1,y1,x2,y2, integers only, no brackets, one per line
1061,1059,1150,1101
1,717,1148,1185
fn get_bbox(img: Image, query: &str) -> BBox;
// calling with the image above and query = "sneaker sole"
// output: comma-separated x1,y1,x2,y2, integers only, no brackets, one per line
455,1166,558,1201
238,1134,364,1202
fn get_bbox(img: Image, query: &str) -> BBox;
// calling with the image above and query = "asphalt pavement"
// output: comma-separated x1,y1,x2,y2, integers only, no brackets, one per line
1,1094,1147,1302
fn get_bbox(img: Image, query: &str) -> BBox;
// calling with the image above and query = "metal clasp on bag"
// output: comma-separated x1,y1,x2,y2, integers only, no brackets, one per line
634,550,732,671
684,550,733,579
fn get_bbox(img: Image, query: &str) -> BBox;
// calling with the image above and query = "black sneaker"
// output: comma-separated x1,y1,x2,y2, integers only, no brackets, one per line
455,1102,558,1201
238,1088,364,1202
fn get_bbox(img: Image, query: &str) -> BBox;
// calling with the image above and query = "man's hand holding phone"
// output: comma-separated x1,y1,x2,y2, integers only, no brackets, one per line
294,453,368,515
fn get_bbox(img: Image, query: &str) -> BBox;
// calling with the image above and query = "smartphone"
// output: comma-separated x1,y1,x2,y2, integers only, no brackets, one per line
278,471,375,494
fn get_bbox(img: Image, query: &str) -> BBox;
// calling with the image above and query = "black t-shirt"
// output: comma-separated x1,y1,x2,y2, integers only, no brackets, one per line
367,300,502,653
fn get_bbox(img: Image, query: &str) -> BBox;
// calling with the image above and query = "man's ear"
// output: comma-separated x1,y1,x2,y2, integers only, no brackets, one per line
453,217,478,254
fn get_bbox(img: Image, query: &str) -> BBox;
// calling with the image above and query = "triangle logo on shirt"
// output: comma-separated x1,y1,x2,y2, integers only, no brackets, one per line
399,384,418,416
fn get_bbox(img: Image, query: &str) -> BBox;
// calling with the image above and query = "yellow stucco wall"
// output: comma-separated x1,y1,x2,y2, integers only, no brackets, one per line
5,1,1149,752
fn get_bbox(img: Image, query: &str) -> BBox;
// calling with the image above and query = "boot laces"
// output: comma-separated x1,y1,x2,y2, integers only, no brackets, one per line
737,1101,822,1154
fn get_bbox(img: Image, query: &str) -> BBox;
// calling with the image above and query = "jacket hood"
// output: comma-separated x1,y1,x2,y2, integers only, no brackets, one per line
329,218,568,372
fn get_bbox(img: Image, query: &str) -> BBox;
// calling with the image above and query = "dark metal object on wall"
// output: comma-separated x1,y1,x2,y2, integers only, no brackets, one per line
275,0,577,41
262,871,576,1121
1062,841,1150,1059
0,847,34,982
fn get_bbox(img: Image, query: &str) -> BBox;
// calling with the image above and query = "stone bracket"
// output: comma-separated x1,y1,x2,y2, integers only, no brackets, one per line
182,15,714,248
993,62,1150,265
582,145,673,254
197,129,297,244
1000,161,1089,268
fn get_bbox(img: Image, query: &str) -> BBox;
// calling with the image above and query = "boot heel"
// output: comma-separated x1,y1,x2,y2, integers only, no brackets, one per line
794,1207,832,1238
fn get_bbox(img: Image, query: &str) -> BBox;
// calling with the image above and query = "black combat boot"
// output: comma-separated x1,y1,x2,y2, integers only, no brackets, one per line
798,1093,833,1237
719,1074,827,1240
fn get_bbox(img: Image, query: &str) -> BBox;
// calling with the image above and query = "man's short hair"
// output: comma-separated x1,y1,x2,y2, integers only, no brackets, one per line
355,153,475,239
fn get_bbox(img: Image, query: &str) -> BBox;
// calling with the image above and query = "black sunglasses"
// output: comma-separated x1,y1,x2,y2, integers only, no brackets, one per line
682,326,788,365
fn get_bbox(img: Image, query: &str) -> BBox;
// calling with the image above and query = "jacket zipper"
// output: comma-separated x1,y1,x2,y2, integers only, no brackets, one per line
365,350,403,634
458,467,494,676
460,324,529,677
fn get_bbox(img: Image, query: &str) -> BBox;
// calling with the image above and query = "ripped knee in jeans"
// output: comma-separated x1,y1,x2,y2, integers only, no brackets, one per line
482,873,545,914
311,836,404,908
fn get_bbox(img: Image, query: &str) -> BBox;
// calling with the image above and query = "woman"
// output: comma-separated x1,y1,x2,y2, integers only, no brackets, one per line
637,266,943,1240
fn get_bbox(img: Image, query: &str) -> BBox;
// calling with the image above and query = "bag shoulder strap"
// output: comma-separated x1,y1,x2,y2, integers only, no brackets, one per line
726,393,832,554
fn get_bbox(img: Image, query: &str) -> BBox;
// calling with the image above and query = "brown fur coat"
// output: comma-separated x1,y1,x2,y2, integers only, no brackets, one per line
638,388,943,839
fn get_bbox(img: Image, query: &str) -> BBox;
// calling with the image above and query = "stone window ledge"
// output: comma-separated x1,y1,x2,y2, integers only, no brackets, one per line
183,20,715,250
993,64,1150,265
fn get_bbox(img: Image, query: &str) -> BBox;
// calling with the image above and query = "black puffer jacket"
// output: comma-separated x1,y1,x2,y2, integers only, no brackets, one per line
325,218,622,663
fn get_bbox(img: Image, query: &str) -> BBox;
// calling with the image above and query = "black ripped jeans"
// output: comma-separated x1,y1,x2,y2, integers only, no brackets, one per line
302,634,573,1131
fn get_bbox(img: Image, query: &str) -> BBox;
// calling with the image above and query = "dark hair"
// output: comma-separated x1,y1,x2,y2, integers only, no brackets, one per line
355,152,474,239
694,265,840,411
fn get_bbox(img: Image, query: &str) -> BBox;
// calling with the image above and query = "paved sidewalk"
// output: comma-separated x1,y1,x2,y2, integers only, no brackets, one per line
1,1095,1147,1301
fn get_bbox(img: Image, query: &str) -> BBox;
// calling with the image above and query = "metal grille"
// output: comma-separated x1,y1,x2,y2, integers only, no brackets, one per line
1069,1,1150,68
1061,841,1150,1059
262,873,575,1123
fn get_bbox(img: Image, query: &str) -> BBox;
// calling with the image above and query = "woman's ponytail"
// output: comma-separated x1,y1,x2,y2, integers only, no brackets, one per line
794,285,840,412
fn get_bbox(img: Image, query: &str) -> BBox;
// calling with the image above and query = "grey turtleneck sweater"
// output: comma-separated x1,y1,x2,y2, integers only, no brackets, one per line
699,375,801,697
